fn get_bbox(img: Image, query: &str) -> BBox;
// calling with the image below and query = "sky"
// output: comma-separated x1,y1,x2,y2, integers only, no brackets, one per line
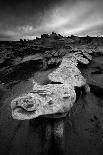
0,0,103,40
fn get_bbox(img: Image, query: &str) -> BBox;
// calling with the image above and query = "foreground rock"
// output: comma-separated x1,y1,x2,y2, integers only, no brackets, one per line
11,84,76,120
11,52,91,120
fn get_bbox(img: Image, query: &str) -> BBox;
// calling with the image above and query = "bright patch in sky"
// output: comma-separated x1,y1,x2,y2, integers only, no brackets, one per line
34,1,103,37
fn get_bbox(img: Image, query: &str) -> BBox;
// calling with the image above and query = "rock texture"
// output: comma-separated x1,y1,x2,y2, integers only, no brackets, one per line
11,84,76,120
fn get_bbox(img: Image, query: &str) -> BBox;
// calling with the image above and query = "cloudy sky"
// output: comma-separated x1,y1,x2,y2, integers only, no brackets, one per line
0,0,103,40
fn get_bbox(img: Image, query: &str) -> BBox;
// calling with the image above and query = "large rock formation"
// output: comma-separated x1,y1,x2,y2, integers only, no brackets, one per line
11,51,92,120
11,84,76,120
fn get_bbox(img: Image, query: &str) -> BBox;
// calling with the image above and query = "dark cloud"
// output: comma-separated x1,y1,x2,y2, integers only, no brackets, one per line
0,0,103,40
0,0,63,16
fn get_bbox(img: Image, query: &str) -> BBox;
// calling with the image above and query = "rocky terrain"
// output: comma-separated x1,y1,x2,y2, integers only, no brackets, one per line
0,33,103,155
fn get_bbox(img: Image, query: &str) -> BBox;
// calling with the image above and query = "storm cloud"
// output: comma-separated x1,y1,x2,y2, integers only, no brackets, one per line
0,0,103,40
